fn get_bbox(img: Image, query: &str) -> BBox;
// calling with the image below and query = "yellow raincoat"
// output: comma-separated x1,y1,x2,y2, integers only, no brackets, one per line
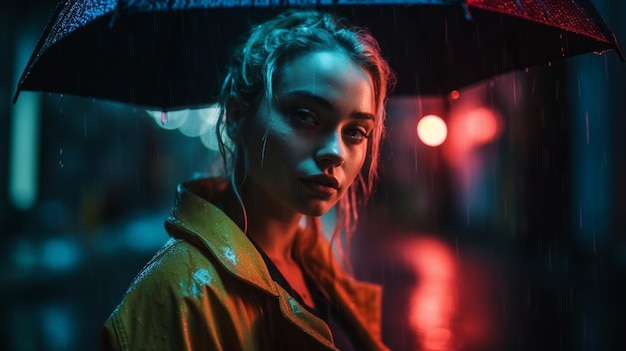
99,179,388,351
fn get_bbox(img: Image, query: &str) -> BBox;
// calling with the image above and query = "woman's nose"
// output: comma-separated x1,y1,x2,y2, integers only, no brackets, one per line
315,131,345,167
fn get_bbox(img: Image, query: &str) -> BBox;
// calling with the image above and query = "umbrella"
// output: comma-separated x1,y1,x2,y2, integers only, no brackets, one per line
13,0,623,111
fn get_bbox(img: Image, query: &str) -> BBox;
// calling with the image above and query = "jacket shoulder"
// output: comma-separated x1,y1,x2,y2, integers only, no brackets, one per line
99,238,237,350
129,238,231,303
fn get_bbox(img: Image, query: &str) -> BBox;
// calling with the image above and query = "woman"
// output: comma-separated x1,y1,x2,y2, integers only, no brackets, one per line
99,8,394,351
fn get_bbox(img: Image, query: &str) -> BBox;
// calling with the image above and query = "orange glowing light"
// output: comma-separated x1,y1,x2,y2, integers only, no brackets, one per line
417,115,448,147
401,237,458,351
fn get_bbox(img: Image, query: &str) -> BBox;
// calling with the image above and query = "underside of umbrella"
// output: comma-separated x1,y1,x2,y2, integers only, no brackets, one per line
14,0,623,110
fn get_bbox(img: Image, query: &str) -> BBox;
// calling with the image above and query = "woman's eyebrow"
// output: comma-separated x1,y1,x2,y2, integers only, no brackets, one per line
352,111,376,122
280,90,376,121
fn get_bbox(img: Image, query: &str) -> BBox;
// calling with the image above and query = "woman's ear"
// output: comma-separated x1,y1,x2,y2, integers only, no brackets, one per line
225,96,247,139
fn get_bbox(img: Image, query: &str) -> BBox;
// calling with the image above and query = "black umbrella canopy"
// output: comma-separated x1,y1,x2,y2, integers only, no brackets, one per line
14,0,623,111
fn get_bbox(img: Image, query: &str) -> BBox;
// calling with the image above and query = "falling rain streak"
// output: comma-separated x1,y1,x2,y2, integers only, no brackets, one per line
59,94,64,167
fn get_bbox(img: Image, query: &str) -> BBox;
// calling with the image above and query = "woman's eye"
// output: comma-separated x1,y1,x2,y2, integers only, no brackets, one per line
344,127,370,142
291,108,318,126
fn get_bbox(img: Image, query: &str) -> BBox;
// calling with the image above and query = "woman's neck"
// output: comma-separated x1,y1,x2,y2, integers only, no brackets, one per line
246,216,302,264
221,180,303,264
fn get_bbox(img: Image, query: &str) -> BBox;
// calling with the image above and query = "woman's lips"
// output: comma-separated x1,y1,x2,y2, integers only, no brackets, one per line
301,175,339,198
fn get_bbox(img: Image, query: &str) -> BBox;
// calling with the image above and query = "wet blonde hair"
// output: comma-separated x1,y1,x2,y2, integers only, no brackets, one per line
216,9,394,270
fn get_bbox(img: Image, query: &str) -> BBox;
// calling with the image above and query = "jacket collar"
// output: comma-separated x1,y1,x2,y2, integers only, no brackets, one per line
164,179,278,295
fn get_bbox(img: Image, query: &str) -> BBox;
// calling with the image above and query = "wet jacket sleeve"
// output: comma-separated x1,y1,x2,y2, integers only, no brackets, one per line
99,291,241,351
97,242,251,351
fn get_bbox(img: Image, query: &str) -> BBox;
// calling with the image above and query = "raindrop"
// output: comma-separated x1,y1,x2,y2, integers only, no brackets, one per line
512,76,517,105
524,67,529,73
504,199,508,220
579,207,583,229
59,94,64,168
59,148,64,168
555,77,559,100
593,49,611,56
547,61,552,67
148,109,185,130
585,111,590,144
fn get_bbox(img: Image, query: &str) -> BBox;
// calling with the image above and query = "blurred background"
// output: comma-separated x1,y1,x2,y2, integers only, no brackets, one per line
2,1,625,350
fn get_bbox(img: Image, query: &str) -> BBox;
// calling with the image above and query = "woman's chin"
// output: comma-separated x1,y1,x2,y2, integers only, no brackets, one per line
298,202,336,218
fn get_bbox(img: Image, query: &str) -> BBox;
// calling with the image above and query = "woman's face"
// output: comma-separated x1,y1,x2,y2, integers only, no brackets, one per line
242,50,376,218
